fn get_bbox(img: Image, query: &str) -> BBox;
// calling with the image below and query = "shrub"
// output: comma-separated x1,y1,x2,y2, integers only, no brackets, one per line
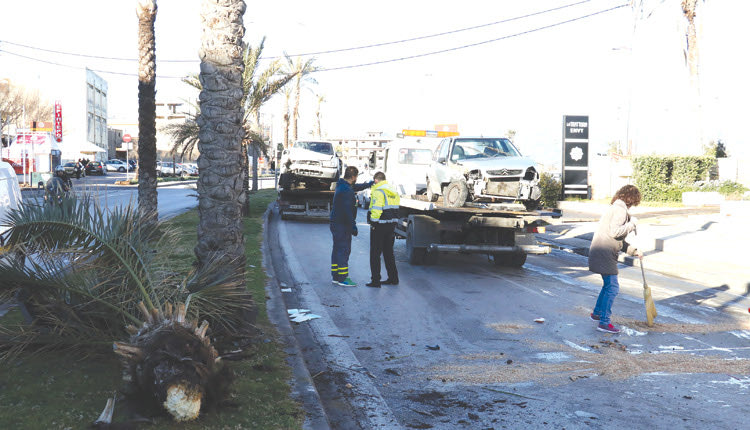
632,155,717,202
539,172,562,208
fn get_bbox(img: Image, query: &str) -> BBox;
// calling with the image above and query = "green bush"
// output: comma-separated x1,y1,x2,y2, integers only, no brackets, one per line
632,155,717,202
539,172,562,208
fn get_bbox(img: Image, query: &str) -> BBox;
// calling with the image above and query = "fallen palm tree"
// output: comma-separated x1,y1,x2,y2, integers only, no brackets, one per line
0,194,254,421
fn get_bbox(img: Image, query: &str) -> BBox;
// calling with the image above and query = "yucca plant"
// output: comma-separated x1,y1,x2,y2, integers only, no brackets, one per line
0,194,254,421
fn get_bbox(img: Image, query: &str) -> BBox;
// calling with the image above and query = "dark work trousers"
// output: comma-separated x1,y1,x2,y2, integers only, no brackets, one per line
370,223,398,283
330,223,352,282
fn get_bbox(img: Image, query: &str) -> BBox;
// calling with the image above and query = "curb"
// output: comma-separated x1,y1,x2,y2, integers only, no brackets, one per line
274,206,401,428
261,204,330,430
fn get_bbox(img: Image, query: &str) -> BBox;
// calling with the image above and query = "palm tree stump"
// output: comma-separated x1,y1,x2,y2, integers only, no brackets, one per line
114,302,230,422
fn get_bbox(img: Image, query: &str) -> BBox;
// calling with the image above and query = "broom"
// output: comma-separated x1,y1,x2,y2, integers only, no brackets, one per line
640,260,658,326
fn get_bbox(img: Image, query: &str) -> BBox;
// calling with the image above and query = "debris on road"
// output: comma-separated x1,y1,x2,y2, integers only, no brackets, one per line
488,322,533,333
281,288,292,293
534,318,545,324
288,309,320,323
425,345,440,351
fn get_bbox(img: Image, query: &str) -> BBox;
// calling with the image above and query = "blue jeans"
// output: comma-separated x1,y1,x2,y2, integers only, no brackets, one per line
593,274,619,325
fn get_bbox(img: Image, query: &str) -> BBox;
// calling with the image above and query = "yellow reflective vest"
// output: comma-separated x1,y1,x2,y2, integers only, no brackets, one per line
369,180,400,223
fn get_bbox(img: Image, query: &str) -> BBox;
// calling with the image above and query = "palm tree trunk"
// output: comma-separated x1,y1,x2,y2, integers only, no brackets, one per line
251,110,260,191
240,143,249,216
136,0,158,225
195,0,247,276
291,77,301,142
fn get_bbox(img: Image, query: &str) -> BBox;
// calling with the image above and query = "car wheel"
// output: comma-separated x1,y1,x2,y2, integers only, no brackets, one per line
523,198,541,211
118,167,125,173
426,178,439,202
442,180,468,208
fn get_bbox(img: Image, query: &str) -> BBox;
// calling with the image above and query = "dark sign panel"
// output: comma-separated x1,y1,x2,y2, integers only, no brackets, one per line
564,115,589,140
564,141,588,168
562,115,590,197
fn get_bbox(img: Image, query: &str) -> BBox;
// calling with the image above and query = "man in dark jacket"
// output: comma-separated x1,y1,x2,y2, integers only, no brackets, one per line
330,166,372,287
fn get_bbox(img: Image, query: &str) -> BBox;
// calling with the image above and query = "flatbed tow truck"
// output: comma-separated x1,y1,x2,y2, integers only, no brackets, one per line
396,196,561,267
277,187,334,220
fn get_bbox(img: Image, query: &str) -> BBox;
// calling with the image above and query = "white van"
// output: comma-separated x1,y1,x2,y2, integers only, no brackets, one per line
381,137,440,197
0,160,23,242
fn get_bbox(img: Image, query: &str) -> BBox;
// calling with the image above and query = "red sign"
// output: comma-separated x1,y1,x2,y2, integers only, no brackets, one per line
122,134,132,143
54,101,63,142
16,133,48,145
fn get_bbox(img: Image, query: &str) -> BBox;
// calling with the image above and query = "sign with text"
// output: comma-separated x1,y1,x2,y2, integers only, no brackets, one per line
54,101,63,142
562,115,589,197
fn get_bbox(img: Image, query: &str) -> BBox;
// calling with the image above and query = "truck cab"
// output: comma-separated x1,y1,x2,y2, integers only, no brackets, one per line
426,136,542,210
382,137,440,197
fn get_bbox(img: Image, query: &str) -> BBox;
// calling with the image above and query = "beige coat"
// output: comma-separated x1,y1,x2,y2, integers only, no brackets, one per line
588,199,638,275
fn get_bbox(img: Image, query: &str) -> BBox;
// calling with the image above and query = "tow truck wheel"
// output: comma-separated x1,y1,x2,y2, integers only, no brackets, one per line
442,180,468,208
492,251,527,268
406,221,426,265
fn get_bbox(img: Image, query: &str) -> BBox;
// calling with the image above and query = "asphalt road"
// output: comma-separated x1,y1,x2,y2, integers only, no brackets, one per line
272,206,750,429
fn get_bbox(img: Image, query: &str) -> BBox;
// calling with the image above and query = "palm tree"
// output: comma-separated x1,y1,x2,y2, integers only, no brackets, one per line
314,93,325,138
195,0,246,275
136,0,158,224
241,38,295,194
282,85,292,149
284,55,317,143
164,43,293,210
0,195,252,421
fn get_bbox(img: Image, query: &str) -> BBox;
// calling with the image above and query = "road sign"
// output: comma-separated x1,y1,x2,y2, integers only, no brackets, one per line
122,134,132,143
561,115,590,197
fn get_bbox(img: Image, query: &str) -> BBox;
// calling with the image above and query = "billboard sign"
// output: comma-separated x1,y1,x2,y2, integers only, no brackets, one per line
54,101,63,142
562,115,589,197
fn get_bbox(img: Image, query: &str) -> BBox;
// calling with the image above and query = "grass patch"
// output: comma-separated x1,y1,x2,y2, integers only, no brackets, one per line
0,189,303,429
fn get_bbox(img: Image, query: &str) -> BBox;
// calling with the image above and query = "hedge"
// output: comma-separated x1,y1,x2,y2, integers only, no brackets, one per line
632,155,725,202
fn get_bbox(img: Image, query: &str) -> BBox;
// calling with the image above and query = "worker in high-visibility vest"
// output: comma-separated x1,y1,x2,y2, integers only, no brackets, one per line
366,171,400,288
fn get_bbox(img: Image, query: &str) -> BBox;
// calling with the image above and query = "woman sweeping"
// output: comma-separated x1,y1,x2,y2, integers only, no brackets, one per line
589,185,643,333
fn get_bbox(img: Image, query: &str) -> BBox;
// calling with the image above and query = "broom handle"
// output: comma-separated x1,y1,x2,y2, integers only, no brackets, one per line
640,260,646,284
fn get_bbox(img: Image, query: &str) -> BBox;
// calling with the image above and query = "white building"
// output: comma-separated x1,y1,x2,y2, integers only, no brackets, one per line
55,69,109,162
326,131,392,169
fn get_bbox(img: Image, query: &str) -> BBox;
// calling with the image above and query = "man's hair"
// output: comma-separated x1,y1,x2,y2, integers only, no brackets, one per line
344,166,359,179
611,184,641,207
373,171,386,181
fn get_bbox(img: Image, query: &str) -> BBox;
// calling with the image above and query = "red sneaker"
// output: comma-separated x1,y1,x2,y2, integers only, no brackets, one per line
597,323,620,334
590,313,601,322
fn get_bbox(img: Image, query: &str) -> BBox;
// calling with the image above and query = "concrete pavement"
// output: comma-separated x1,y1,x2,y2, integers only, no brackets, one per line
538,200,750,295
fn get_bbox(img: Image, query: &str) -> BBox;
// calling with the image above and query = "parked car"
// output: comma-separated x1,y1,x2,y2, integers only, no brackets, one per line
156,161,183,177
425,136,542,210
61,161,78,176
279,141,342,190
179,163,198,176
105,159,132,173
85,161,107,176
0,161,22,242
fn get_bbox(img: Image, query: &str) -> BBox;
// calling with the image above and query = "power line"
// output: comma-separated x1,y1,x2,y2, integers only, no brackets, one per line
0,0,592,63
0,49,188,79
0,3,627,78
317,3,627,72
264,0,591,59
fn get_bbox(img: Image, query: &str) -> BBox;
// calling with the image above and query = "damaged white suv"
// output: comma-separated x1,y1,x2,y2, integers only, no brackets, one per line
425,136,542,210
279,140,342,189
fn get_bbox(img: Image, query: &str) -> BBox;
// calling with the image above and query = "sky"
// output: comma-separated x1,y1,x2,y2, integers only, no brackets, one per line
1,0,747,165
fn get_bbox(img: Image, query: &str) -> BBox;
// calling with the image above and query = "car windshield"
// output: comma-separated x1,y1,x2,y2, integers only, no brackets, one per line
397,148,433,165
295,141,333,155
64,162,75,167
451,138,520,160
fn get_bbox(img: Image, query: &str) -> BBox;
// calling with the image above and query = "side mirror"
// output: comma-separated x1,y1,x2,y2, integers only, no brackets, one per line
437,157,446,164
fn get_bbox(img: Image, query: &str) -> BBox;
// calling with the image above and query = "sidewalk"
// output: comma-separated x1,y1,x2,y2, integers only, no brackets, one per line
538,201,750,294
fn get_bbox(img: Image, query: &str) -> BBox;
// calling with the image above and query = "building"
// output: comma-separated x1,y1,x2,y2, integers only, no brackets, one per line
326,131,393,169
54,69,110,162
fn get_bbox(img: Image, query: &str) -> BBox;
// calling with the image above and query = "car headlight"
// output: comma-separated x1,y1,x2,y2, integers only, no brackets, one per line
322,159,338,168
